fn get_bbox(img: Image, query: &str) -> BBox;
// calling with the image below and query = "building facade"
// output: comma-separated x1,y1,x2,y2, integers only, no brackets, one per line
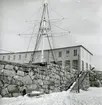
0,45,93,71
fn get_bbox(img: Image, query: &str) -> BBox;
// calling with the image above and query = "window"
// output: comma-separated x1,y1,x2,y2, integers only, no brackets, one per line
25,53,27,59
2,56,5,60
19,55,21,60
66,50,69,54
66,50,70,57
86,63,88,70
58,51,62,57
74,50,77,56
65,60,70,68
8,55,10,60
57,61,62,66
73,60,78,70
13,55,16,60
90,65,91,70
82,61,84,71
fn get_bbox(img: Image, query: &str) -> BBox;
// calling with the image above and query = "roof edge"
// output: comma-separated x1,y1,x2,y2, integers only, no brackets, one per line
0,45,93,55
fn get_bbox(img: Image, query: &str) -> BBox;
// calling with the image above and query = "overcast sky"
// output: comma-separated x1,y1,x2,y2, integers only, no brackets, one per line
0,0,102,70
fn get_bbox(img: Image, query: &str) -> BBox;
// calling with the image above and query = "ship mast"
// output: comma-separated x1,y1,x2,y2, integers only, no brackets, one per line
30,0,52,64
41,0,48,63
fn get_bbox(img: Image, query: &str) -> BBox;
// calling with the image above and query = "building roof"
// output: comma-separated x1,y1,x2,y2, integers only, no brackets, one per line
0,45,93,55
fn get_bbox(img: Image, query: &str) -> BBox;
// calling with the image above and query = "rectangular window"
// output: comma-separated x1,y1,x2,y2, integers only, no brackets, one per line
86,63,88,70
66,50,70,57
58,51,62,57
82,61,84,71
65,60,70,68
90,65,91,70
2,56,5,60
8,55,10,60
25,53,27,58
13,55,16,60
66,50,69,54
74,50,77,56
19,55,21,60
73,60,78,70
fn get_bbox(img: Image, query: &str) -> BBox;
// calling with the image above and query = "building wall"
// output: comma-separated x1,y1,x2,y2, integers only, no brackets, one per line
80,47,92,71
0,46,93,71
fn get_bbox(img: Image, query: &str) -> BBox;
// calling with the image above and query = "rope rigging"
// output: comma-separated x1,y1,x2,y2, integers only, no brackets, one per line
17,0,71,64
25,5,43,23
26,24,37,52
48,4,65,19
29,3,47,63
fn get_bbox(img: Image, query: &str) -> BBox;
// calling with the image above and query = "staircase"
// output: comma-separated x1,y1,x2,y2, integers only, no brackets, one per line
70,71,89,92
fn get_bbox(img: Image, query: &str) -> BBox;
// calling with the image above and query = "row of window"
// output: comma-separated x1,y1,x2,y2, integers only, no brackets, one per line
2,54,28,61
1,49,78,61
56,60,91,70
1,55,91,70
58,49,77,57
57,60,78,69
82,61,91,70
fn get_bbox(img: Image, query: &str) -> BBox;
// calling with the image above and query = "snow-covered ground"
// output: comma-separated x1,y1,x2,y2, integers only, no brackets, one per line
0,87,102,105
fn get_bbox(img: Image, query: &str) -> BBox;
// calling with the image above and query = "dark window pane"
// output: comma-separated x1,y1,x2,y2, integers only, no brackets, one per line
25,54,27,58
19,55,21,60
73,60,78,70
86,63,88,70
74,50,77,56
65,60,70,68
8,55,10,60
90,65,91,70
82,61,84,71
58,51,62,57
13,55,16,60
2,56,5,60
66,50,69,54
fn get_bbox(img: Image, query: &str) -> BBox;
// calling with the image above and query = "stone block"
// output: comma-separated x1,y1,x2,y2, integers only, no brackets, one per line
54,75,60,80
42,84,48,89
2,88,9,95
45,76,50,80
53,88,60,92
7,85,18,93
4,70,15,77
28,84,38,90
50,86,55,90
0,95,2,98
0,65,3,69
22,75,32,84
38,79,43,86
13,93,20,97
17,71,24,76
43,80,49,85
0,80,4,87
6,65,14,70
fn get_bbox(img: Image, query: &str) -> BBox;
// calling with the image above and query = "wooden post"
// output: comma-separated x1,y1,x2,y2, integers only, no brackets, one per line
78,55,80,93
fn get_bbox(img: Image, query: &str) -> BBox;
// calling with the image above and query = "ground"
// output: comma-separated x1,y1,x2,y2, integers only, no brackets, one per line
0,87,102,105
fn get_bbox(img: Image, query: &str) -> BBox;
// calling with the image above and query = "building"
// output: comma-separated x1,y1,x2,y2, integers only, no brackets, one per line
0,45,93,71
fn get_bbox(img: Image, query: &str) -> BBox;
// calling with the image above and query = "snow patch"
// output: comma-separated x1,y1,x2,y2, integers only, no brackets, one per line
0,87,102,105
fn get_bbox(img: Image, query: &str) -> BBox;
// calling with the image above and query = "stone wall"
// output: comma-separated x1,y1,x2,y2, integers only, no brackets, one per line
89,70,102,87
0,62,89,97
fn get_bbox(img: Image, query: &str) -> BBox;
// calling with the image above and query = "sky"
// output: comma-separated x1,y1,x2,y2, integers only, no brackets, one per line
0,0,102,70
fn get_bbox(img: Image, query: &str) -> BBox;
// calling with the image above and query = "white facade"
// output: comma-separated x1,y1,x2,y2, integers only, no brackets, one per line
0,45,93,71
